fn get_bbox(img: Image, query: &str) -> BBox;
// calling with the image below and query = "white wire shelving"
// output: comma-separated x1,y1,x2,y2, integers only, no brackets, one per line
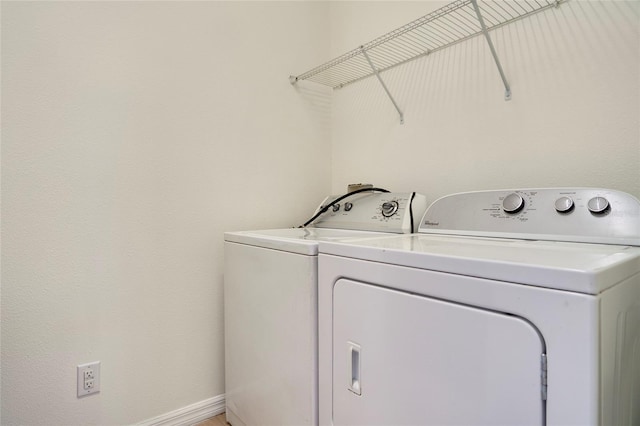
290,0,563,124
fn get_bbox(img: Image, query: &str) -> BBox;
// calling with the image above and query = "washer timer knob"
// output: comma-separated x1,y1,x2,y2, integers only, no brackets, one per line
555,196,574,213
381,201,399,217
502,193,525,214
588,196,610,214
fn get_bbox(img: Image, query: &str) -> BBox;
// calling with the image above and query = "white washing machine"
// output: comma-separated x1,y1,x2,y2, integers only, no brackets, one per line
224,191,428,426
317,188,640,426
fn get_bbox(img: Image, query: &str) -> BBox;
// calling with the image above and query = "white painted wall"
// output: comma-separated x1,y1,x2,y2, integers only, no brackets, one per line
329,1,640,202
1,2,330,425
2,1,639,425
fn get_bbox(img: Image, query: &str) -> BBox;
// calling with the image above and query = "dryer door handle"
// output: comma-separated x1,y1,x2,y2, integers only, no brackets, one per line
348,342,362,395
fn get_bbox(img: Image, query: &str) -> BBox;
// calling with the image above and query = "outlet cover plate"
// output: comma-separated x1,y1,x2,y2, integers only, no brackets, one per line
77,361,101,397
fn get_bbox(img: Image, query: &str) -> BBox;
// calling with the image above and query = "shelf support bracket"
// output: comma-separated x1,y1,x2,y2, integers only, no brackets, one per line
471,0,512,101
361,47,405,124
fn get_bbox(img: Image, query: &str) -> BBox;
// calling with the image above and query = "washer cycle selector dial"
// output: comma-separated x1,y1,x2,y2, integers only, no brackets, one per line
332,204,340,212
344,202,353,212
555,196,574,213
588,196,609,214
381,201,399,217
502,193,525,214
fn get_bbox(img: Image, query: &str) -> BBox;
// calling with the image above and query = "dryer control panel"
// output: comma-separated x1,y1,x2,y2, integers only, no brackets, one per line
314,192,428,234
420,188,640,245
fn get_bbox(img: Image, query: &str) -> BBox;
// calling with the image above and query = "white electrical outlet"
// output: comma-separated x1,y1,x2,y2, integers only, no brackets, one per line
77,361,100,397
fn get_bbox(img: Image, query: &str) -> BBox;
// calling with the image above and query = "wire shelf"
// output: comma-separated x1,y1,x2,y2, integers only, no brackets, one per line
291,0,561,89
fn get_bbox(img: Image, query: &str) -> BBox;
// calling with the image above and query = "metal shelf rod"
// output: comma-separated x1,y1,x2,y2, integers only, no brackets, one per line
361,47,404,125
471,0,511,100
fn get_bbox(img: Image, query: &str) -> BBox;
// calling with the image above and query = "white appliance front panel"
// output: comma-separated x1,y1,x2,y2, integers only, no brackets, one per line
318,255,600,426
225,241,318,425
332,279,544,426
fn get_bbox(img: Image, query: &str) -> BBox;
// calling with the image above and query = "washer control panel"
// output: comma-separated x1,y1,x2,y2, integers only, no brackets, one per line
420,188,640,245
314,192,428,234
381,201,399,217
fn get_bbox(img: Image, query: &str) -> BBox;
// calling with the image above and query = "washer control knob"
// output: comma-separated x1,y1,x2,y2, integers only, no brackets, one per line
555,196,574,213
502,193,525,214
344,202,353,212
381,201,399,217
332,203,340,212
588,197,610,214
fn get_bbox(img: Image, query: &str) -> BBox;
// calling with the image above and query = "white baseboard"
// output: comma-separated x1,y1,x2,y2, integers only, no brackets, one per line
138,394,225,426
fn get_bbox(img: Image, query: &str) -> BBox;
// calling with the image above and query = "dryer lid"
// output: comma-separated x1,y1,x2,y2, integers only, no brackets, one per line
318,234,640,294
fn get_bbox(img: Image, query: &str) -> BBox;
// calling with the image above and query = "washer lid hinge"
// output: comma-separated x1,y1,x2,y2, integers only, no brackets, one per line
541,353,548,401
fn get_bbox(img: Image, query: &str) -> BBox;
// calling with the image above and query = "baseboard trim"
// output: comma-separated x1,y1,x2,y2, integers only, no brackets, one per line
138,394,225,426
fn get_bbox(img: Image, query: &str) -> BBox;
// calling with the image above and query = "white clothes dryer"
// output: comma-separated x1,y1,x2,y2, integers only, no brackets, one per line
224,191,427,426
317,188,640,426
